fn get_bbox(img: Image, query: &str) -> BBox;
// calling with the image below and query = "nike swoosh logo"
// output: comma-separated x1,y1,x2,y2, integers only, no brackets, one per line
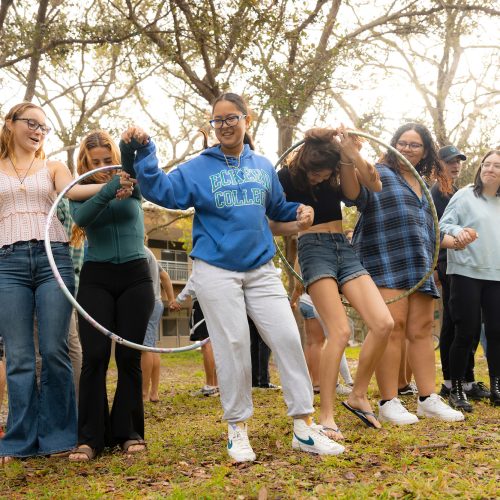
294,433,314,446
227,439,233,449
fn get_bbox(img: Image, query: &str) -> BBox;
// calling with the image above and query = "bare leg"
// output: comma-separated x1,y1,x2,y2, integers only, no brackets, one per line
375,288,409,401
201,342,218,387
341,276,394,427
309,278,354,438
398,340,413,389
406,293,435,396
141,352,153,401
303,317,325,388
149,353,161,401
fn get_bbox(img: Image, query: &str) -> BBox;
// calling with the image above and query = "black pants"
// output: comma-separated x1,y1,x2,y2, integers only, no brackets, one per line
249,318,271,386
449,274,500,379
77,259,154,452
438,262,480,381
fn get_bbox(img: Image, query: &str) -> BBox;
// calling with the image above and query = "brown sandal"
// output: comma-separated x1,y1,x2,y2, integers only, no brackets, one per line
121,439,146,455
68,445,96,462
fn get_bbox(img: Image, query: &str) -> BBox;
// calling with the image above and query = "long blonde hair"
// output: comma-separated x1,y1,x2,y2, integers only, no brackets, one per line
71,130,121,247
0,102,47,160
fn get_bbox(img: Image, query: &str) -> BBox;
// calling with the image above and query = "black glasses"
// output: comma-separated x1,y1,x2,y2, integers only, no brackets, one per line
209,114,246,129
14,117,51,135
396,141,423,150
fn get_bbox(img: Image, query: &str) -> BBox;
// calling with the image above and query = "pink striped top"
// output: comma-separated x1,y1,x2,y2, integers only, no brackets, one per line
0,163,68,246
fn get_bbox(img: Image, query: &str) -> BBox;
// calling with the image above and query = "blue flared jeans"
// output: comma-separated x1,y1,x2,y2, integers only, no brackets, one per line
0,240,77,457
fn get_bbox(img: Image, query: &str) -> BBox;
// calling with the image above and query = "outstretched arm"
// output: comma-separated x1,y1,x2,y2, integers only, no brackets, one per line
120,126,194,210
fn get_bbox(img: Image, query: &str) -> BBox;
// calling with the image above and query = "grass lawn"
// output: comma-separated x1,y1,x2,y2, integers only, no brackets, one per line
1,347,498,499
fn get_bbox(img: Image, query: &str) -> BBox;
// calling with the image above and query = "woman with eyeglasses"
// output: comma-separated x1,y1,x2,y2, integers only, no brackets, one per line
0,102,132,463
439,149,500,409
347,122,465,425
120,92,345,462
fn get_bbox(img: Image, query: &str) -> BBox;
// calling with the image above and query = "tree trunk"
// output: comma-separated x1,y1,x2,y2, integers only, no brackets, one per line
0,0,13,34
23,0,49,102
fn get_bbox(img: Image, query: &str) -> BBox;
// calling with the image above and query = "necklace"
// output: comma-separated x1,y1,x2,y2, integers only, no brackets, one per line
8,156,36,191
223,151,242,169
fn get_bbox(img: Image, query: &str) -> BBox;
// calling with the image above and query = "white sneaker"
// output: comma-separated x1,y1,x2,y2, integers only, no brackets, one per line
417,393,465,422
336,383,353,395
292,419,345,456
227,423,256,462
378,397,419,425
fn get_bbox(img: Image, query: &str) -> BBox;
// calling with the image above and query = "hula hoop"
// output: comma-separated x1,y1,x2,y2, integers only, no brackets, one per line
44,164,208,353
273,131,440,305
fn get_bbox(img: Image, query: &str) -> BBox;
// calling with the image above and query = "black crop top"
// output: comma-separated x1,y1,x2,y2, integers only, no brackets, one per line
277,167,343,225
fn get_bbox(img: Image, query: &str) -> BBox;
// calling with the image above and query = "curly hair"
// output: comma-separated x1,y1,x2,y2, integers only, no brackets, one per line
381,122,451,195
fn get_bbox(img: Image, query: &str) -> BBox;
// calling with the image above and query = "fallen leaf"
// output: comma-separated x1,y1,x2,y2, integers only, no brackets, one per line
258,486,268,500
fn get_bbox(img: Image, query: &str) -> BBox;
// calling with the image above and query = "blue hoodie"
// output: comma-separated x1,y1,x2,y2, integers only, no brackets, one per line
122,139,300,272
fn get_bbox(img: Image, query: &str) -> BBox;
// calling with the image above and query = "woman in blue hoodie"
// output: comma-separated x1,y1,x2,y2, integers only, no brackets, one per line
121,92,344,462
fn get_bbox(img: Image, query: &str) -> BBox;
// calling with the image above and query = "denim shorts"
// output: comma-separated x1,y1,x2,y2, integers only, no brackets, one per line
298,233,368,289
298,301,316,320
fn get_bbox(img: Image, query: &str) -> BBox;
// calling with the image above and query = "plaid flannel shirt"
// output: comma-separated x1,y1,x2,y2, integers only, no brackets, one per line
347,163,439,298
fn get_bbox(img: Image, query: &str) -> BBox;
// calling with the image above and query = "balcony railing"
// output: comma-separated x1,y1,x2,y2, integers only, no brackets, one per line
159,260,189,282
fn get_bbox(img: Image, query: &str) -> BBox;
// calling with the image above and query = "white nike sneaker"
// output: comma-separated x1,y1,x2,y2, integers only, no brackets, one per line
417,393,465,422
227,423,256,462
378,397,419,425
292,419,345,456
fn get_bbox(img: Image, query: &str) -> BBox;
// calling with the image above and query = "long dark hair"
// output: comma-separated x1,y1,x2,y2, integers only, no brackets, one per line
382,122,451,194
473,149,500,198
286,128,343,197
201,92,255,151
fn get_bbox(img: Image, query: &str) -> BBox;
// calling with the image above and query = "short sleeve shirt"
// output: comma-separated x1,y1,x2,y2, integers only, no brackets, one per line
347,164,439,297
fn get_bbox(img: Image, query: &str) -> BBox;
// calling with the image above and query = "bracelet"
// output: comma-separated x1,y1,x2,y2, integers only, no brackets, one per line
339,160,354,166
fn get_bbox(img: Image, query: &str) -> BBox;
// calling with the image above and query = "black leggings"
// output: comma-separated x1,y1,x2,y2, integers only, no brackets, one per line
77,259,154,452
437,262,480,381
449,274,500,379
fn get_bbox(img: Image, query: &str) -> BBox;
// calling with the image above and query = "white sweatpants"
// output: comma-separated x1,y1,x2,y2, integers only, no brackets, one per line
192,259,314,423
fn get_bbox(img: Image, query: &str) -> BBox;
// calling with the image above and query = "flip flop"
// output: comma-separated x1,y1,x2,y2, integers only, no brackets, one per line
341,401,380,429
320,425,344,440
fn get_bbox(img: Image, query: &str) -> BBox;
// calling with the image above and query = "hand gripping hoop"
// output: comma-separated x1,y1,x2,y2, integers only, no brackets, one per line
273,131,440,305
44,164,208,353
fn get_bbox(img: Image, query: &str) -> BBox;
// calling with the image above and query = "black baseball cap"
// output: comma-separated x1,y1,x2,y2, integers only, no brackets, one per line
438,145,466,162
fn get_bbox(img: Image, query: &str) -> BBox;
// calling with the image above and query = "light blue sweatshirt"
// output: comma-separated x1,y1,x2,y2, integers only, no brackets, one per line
124,140,300,272
439,185,500,281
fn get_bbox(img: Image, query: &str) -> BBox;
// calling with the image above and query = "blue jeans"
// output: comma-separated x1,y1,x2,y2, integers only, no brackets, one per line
0,241,77,457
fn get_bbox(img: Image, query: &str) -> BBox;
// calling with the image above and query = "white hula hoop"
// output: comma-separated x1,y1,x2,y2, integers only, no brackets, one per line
44,164,208,353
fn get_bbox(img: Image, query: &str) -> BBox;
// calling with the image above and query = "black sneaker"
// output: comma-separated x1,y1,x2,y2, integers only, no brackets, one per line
439,384,451,397
449,381,473,413
257,383,281,390
398,382,417,396
465,381,490,400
